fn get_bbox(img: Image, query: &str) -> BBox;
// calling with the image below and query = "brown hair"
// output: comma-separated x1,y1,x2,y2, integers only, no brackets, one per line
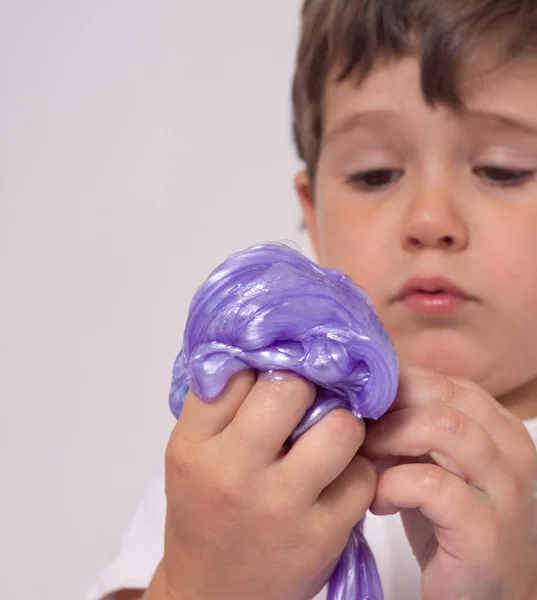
292,0,537,178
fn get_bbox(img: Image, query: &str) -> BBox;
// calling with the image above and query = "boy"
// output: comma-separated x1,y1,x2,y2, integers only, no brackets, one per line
87,0,537,598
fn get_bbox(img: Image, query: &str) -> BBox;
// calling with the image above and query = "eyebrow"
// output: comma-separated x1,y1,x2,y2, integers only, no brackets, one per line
468,111,537,136
322,111,393,148
322,109,537,148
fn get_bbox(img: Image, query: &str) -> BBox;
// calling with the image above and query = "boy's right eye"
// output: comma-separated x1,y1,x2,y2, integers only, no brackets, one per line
345,169,404,190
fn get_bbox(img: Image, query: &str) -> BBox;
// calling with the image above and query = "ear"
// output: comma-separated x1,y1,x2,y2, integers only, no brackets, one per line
295,170,322,262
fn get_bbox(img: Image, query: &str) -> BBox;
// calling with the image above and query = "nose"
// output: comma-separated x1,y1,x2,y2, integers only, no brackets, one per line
401,183,469,253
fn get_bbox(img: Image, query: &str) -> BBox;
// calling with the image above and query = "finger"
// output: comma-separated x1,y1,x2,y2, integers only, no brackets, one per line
280,408,366,501
391,368,523,458
390,368,498,421
363,405,513,497
452,376,537,479
373,463,497,556
221,371,316,466
317,455,377,533
177,370,256,440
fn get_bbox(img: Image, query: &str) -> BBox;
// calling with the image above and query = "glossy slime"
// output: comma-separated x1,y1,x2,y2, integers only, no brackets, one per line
169,242,399,600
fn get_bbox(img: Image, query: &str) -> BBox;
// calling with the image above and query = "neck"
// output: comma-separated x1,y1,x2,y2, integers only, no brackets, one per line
497,376,537,421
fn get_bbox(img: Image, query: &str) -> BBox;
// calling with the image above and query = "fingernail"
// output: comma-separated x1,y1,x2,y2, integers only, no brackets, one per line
259,370,299,383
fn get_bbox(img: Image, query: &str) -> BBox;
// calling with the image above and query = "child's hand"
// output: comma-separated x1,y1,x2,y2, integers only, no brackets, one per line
156,370,377,600
362,367,537,600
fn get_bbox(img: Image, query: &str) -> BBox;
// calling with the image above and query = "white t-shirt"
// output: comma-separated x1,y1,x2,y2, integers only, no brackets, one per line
85,417,537,600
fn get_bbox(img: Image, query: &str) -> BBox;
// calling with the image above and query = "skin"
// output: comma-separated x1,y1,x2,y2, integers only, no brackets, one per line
135,57,537,600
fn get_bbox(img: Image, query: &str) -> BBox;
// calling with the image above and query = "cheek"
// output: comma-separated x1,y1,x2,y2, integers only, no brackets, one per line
490,247,537,355
467,219,537,392
315,192,395,298
482,217,537,309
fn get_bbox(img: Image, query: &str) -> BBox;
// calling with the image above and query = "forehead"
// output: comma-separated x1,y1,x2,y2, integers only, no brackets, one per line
321,56,537,142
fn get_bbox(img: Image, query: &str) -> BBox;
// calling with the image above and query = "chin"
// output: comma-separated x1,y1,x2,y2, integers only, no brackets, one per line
389,328,537,406
393,329,485,383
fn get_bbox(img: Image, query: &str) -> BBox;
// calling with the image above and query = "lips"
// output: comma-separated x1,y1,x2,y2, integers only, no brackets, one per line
394,277,475,315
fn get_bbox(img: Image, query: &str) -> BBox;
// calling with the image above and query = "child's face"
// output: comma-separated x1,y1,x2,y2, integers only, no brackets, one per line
297,56,537,415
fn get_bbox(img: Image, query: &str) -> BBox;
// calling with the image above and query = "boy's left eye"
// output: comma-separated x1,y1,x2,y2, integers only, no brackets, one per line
473,166,536,187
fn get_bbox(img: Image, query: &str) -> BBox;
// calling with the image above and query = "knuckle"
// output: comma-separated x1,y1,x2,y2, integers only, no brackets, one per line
450,375,481,393
286,376,317,408
326,409,365,445
431,374,457,405
165,436,191,476
220,369,257,400
165,439,252,507
403,366,436,379
257,493,296,525
429,405,465,440
232,368,257,388
259,373,316,409
214,461,250,502
353,455,378,489
419,464,449,496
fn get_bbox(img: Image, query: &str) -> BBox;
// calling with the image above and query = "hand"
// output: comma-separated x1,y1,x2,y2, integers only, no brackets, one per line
362,367,537,600
155,370,376,600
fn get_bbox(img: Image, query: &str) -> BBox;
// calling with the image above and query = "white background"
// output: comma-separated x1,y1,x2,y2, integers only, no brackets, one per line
1,2,310,597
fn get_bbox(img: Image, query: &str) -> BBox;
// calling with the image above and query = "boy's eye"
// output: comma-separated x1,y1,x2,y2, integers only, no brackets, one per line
346,169,403,190
473,166,535,187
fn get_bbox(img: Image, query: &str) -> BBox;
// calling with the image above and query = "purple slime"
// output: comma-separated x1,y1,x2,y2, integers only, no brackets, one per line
169,242,399,600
